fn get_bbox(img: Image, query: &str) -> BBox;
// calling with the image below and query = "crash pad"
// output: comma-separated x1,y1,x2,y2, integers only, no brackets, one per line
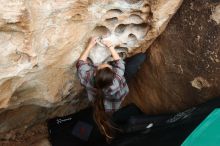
182,109,220,146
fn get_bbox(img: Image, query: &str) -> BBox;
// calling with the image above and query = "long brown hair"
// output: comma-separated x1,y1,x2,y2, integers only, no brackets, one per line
93,67,116,142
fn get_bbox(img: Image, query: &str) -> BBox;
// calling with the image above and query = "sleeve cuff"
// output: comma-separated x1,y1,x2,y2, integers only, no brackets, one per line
112,59,124,65
76,60,87,69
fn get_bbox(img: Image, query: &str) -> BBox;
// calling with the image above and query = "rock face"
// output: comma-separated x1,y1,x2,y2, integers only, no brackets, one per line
126,0,220,114
0,0,182,135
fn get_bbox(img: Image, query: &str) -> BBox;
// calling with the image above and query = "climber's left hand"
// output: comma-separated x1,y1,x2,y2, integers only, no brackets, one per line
87,36,98,49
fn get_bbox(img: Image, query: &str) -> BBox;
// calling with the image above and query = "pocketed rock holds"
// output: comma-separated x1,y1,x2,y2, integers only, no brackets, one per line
0,0,182,135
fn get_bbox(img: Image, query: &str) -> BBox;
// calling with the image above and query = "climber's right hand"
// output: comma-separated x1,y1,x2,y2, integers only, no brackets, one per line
101,39,114,48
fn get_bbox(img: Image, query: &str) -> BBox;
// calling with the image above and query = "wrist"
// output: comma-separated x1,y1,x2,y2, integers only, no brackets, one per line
108,46,114,49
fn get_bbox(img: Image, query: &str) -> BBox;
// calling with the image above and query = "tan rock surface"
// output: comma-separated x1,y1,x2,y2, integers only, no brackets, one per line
0,0,182,112
0,0,182,142
3,0,220,145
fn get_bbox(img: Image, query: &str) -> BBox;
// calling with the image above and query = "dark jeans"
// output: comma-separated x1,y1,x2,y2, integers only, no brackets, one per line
124,53,146,83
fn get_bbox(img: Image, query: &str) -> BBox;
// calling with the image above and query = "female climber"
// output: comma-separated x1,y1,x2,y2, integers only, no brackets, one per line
76,36,146,142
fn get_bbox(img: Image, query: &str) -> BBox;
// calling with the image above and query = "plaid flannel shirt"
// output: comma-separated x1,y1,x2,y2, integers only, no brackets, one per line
76,59,129,112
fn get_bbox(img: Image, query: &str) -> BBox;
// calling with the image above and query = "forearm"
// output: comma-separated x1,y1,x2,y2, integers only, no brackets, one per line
79,37,97,61
79,46,92,61
109,47,120,60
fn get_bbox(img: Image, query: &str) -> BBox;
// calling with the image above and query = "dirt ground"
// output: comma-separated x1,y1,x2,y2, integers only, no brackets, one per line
0,122,51,146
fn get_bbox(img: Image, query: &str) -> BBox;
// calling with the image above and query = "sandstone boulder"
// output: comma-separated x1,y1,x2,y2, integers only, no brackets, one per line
126,0,220,114
0,0,182,135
